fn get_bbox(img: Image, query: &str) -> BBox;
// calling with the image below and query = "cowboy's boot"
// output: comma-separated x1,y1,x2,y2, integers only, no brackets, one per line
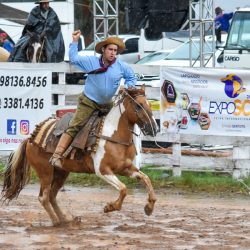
49,133,73,168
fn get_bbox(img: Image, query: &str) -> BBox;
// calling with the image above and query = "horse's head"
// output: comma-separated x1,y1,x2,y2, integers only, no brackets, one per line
121,86,159,136
26,32,47,63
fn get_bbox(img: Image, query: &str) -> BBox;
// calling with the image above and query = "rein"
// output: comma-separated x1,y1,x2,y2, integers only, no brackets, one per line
38,37,45,62
93,91,134,146
94,89,156,146
95,134,133,146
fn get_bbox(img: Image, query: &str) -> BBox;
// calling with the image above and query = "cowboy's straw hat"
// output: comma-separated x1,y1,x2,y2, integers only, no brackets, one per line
35,0,53,4
95,37,125,54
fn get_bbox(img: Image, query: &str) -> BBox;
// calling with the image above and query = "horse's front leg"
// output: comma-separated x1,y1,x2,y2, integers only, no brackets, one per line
132,170,156,216
98,174,127,213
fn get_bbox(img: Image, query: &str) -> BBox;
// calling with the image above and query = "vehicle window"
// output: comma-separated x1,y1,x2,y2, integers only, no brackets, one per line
165,41,214,60
136,51,171,64
122,38,139,54
226,12,250,49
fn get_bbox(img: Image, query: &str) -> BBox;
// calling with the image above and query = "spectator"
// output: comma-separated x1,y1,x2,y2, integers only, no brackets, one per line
214,7,233,43
9,0,65,62
0,32,14,53
49,30,137,168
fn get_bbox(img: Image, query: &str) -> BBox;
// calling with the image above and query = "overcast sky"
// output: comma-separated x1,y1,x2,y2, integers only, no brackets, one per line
214,0,250,13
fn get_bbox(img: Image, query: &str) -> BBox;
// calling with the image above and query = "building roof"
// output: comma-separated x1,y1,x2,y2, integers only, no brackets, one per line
0,3,28,25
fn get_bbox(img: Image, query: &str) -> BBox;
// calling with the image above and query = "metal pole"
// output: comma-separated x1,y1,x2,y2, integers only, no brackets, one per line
189,0,214,67
93,0,119,45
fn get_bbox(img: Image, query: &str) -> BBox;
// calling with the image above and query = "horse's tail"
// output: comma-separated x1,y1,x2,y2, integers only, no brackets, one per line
1,139,31,203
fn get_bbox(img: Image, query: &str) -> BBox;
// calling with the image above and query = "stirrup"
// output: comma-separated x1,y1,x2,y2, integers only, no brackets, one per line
49,154,63,168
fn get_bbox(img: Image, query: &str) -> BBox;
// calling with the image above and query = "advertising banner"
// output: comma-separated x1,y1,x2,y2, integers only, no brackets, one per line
0,69,52,150
160,67,250,136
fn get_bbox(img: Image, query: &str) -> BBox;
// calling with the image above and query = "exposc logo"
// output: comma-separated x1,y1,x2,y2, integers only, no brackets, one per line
220,74,246,98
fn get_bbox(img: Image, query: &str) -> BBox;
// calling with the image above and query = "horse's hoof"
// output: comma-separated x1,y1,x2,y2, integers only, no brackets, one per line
104,203,116,213
144,204,153,216
52,220,61,227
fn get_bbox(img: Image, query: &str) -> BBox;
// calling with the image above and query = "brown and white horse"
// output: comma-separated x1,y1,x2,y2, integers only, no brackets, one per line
1,87,158,226
26,32,47,63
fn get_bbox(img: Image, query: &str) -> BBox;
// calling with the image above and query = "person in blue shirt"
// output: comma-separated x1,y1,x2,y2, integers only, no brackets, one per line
0,32,14,53
214,7,233,43
50,30,137,168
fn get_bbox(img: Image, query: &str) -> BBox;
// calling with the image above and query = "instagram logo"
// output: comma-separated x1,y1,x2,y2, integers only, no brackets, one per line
20,120,30,135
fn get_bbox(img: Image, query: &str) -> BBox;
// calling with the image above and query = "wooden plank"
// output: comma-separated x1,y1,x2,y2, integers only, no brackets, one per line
141,153,234,172
142,147,232,157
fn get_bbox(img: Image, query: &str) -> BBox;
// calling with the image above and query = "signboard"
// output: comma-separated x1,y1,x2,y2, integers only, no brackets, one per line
0,69,52,150
160,67,250,136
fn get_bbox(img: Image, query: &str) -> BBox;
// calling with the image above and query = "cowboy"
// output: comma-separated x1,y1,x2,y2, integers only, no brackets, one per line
0,32,14,53
9,0,65,62
49,30,137,168
214,6,233,43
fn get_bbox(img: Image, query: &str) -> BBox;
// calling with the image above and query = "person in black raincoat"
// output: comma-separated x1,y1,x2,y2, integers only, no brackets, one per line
9,0,65,62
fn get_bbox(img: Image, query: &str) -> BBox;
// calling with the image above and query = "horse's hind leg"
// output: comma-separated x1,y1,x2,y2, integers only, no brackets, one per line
131,170,156,216
49,169,70,223
38,184,59,225
26,143,59,225
98,174,127,213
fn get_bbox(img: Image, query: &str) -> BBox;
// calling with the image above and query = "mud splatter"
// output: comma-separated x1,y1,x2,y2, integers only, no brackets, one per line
0,185,250,250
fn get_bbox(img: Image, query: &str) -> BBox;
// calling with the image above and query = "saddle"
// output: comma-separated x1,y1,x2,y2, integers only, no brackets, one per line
43,111,105,160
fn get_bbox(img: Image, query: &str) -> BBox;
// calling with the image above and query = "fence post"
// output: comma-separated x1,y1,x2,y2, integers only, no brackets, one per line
232,145,250,179
57,72,66,106
172,134,181,177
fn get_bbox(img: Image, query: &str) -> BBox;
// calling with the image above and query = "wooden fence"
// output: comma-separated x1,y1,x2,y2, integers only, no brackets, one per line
1,62,250,179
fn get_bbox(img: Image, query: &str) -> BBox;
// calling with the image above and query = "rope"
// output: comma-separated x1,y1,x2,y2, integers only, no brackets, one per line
125,91,156,136
117,89,250,195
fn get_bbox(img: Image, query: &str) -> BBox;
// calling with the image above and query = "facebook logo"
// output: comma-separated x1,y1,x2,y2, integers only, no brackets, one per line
7,119,17,135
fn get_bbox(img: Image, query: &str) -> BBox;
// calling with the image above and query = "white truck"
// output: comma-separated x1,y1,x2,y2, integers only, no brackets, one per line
223,7,250,68
138,29,188,58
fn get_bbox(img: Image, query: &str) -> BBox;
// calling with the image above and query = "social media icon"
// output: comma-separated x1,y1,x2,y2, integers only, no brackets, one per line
20,120,29,135
7,119,17,135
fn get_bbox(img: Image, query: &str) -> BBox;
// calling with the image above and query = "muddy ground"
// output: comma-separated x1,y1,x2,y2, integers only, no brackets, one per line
0,184,250,250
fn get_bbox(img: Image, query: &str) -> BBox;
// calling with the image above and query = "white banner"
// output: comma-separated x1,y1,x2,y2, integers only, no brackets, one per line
160,67,250,136
0,69,52,150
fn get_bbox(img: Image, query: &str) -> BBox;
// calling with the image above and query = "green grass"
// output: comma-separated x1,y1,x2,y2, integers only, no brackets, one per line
1,163,250,195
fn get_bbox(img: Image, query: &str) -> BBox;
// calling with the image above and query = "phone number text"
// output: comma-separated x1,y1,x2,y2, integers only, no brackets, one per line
0,98,44,109
0,75,48,87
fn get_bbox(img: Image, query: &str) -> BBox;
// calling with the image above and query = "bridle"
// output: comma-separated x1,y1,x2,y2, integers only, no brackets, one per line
116,89,157,136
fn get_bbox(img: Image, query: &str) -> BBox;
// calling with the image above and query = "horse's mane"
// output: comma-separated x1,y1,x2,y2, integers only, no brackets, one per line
28,33,40,44
120,87,145,98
